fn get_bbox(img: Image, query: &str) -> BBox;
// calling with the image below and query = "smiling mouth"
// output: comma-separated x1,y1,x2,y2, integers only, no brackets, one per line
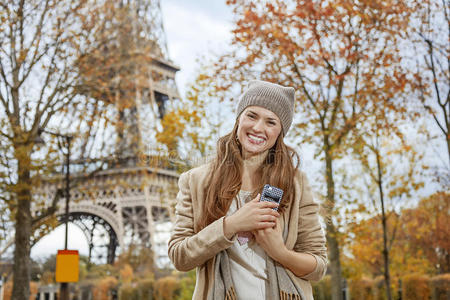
247,133,266,145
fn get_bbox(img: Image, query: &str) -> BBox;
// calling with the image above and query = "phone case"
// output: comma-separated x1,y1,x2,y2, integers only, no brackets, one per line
260,184,283,211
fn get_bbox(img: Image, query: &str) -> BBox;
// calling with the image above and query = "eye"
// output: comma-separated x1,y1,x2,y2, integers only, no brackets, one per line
247,113,256,119
268,120,276,126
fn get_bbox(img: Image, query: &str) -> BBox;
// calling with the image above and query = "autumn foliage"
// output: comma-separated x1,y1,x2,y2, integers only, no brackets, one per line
402,274,431,300
2,281,38,300
349,277,376,300
344,192,449,279
0,0,448,299
430,274,450,300
92,276,118,300
193,0,420,298
153,276,181,300
400,192,450,274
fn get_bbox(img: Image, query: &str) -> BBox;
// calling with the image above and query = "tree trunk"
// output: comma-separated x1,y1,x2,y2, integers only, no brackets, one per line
325,146,343,300
327,223,343,300
11,147,32,300
446,132,450,168
376,150,393,300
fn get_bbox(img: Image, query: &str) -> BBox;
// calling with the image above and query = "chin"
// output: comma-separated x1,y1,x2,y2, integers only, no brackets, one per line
243,145,267,156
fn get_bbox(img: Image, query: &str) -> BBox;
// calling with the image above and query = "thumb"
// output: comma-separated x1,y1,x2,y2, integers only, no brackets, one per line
251,193,261,202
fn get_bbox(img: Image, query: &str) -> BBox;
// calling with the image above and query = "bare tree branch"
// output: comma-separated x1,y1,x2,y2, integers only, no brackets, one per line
31,188,62,227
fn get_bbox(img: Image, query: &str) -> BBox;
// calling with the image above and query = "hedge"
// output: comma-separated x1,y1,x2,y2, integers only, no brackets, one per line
177,270,196,300
374,276,387,300
312,275,332,300
430,273,450,300
92,276,118,300
119,283,140,300
349,277,376,300
3,272,447,300
402,273,430,300
2,281,38,300
138,278,155,300
153,276,180,300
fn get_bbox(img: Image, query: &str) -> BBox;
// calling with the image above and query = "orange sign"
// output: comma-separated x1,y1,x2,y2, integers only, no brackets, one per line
55,250,79,283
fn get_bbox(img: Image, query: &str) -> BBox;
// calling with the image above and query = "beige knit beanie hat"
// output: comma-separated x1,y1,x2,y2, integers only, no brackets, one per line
236,80,295,136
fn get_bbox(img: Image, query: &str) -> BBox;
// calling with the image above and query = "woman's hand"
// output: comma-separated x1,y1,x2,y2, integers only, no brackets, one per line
223,194,280,239
254,219,318,277
253,218,287,261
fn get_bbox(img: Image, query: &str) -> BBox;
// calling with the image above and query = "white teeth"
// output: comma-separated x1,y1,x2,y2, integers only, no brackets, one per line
248,134,265,143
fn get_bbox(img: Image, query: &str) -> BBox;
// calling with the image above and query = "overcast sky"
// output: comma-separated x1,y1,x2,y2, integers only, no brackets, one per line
30,0,446,261
31,0,234,260
161,0,234,96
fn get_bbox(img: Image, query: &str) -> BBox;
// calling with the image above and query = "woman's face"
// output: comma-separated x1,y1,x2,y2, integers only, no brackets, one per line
237,106,282,158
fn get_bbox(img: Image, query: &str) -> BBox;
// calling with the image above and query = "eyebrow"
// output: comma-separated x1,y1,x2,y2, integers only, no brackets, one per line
247,110,278,122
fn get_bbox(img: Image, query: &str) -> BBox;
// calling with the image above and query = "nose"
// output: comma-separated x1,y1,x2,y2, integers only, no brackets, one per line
252,119,265,133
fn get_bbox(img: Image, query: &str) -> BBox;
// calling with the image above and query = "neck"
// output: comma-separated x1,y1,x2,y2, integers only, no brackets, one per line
243,150,268,170
241,150,268,191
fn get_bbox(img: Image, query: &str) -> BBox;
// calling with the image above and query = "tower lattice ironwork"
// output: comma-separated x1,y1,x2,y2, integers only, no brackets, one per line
32,0,180,267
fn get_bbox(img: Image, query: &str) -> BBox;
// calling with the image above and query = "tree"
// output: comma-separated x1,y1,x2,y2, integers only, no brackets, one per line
410,0,449,170
350,116,425,299
92,276,119,300
400,191,450,274
345,191,449,279
1,1,184,297
114,244,155,276
0,1,143,298
156,72,228,170
345,212,427,281
0,1,101,298
194,1,413,298
76,0,163,159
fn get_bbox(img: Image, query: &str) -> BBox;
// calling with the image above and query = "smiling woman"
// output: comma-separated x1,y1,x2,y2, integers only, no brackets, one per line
168,80,327,300
237,106,282,158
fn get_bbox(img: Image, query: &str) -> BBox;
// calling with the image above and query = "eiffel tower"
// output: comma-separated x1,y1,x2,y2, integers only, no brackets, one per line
35,0,181,267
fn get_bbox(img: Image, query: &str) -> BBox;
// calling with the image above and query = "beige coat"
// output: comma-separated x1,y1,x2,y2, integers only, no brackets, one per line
168,163,327,300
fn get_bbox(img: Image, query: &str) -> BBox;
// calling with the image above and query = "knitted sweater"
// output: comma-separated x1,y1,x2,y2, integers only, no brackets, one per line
168,163,327,300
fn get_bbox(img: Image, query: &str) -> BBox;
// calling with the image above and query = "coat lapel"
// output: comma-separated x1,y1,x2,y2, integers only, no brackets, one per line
284,171,303,250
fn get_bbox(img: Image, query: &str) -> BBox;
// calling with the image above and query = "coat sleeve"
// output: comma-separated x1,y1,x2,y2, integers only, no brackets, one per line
168,170,236,272
293,172,328,281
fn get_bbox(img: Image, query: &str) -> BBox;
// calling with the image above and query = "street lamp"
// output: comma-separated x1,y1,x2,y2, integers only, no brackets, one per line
35,128,73,300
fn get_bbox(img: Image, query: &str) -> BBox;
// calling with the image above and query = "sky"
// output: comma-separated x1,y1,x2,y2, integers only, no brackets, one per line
29,0,447,261
28,0,324,262
31,0,235,261
161,0,234,96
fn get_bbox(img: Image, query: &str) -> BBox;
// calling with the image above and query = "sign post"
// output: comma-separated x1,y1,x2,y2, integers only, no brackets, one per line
55,250,79,283
0,275,4,300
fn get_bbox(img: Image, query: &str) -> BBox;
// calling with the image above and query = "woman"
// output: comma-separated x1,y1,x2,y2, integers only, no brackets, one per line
168,80,327,300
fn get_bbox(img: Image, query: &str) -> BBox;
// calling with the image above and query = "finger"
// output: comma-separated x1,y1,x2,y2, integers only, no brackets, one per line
272,210,281,218
257,221,276,229
258,215,277,222
260,208,281,217
259,200,279,209
250,193,261,202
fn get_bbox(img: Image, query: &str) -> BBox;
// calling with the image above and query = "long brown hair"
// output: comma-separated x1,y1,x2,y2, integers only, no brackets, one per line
198,120,300,230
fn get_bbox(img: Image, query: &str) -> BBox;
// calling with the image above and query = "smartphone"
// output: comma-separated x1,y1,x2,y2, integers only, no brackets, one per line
260,184,283,211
